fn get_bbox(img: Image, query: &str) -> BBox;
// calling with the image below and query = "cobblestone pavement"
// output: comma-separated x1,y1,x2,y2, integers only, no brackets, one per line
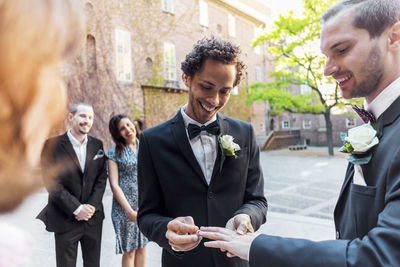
0,147,348,267
262,148,347,220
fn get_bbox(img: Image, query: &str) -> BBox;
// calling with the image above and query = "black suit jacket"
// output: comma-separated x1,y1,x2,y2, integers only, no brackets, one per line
249,95,400,266
37,132,107,233
138,112,268,267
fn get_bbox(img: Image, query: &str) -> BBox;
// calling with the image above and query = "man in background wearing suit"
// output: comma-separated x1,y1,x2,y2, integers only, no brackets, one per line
199,0,400,266
137,37,268,267
37,103,107,267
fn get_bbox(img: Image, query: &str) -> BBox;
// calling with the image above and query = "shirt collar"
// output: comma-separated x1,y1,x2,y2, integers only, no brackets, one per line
67,129,88,147
180,104,217,128
365,76,400,119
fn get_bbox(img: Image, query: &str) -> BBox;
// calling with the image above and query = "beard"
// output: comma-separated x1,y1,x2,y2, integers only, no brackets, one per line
350,44,383,98
78,123,91,134
79,129,89,134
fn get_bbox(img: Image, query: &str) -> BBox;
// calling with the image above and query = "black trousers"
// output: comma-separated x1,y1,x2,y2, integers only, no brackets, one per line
54,221,103,267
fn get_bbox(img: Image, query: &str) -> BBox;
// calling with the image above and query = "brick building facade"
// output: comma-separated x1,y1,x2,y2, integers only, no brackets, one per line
272,111,363,147
61,0,273,148
268,81,363,147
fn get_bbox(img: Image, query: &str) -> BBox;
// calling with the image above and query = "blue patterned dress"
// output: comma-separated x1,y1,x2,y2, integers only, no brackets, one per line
107,145,148,254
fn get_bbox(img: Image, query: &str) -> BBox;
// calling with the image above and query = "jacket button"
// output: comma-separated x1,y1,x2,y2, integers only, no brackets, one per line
336,231,340,239
208,191,215,199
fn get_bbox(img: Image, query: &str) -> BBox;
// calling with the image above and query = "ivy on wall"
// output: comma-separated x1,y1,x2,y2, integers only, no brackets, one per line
221,87,251,122
143,87,188,128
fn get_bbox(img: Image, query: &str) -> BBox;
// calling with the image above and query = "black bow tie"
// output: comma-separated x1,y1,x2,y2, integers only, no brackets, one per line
187,121,220,140
353,105,376,124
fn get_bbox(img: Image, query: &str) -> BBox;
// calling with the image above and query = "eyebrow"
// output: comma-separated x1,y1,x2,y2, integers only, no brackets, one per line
200,80,215,86
200,80,232,90
329,40,351,51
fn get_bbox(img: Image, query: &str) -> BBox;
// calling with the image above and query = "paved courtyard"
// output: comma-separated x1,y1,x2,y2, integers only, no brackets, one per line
263,148,346,220
0,147,348,267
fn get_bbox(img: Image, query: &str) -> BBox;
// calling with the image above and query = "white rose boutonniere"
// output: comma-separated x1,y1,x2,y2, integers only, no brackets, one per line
339,123,379,165
218,134,240,172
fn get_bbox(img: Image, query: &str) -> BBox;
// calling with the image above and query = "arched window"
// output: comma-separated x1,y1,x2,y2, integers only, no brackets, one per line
86,34,97,76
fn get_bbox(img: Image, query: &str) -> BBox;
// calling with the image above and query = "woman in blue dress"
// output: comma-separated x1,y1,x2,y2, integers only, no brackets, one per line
107,114,148,267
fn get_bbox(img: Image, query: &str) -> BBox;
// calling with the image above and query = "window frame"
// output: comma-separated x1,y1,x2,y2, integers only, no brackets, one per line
282,120,290,129
199,0,208,27
163,42,177,84
255,66,262,81
231,86,239,95
115,29,132,83
162,0,174,14
228,13,236,37
346,117,356,128
302,119,312,129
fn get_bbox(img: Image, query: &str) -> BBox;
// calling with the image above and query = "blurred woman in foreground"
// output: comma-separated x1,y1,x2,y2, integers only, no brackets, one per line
0,0,85,265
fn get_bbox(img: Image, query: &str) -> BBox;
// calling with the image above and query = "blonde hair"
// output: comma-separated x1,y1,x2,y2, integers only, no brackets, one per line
0,0,85,212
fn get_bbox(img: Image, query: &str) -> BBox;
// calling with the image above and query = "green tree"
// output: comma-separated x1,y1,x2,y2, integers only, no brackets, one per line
249,0,361,156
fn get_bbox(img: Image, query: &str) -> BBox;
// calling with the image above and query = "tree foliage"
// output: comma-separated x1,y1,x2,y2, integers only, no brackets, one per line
249,0,361,115
248,0,366,155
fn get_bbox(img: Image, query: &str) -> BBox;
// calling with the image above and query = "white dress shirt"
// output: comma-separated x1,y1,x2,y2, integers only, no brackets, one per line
180,104,217,185
67,129,88,173
354,76,400,186
67,129,88,215
365,76,400,119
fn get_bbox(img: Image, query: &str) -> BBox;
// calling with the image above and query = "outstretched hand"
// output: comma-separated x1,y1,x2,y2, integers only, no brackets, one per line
225,213,254,235
166,216,202,251
198,226,257,260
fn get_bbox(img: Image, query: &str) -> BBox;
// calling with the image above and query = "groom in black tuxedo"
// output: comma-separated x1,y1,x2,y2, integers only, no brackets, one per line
137,37,268,267
198,0,400,266
37,103,107,267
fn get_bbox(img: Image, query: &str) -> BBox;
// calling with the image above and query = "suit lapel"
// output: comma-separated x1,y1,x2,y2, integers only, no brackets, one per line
84,136,96,174
379,94,400,131
210,113,229,182
337,163,354,204
60,132,81,170
336,95,400,207
170,112,207,185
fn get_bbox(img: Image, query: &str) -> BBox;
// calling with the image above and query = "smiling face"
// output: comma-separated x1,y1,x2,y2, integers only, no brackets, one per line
320,10,391,102
68,104,94,137
117,117,136,144
185,59,236,124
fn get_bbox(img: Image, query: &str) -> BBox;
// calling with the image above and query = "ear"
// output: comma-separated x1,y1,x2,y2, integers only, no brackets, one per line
67,112,74,122
388,21,400,49
183,74,191,88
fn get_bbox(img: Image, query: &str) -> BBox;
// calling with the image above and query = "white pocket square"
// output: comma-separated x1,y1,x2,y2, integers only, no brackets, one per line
93,149,104,160
353,165,367,186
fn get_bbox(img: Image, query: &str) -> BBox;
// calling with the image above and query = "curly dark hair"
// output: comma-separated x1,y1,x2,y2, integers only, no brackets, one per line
181,37,246,87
